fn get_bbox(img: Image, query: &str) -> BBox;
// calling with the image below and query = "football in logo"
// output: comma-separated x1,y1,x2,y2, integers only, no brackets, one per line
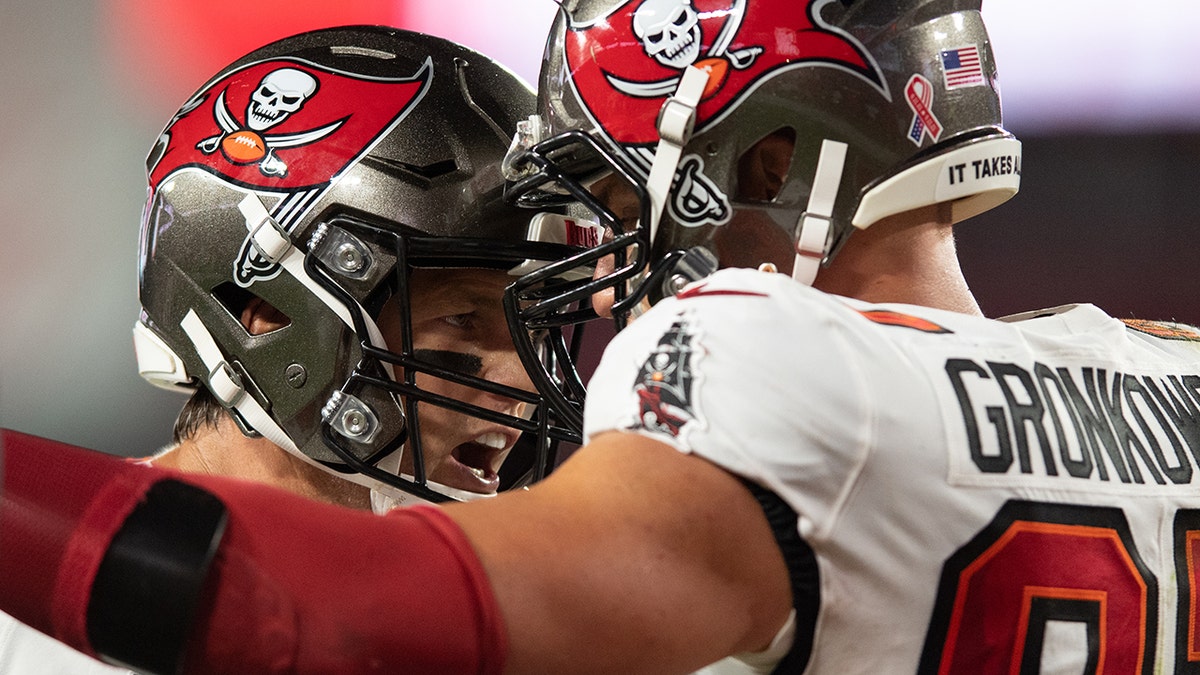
220,130,268,164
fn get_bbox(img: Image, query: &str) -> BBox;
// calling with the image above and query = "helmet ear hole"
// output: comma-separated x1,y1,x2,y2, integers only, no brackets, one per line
241,297,291,336
735,127,796,203
211,283,292,336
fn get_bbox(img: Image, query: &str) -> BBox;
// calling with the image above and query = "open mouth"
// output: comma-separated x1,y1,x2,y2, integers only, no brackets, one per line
445,432,510,492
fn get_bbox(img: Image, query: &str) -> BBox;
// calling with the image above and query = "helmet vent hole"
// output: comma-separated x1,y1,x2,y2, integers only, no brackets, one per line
362,156,462,186
735,127,796,203
406,158,459,179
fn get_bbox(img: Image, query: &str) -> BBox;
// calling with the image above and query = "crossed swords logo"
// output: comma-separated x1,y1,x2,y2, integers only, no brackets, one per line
196,67,343,178
607,0,763,98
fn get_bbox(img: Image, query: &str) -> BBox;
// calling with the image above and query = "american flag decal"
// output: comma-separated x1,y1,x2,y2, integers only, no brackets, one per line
940,45,984,89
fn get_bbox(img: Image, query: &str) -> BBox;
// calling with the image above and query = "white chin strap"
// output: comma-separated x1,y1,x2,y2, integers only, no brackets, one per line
645,65,709,247
792,139,848,286
370,479,499,513
613,65,709,319
179,308,303,457
643,73,848,289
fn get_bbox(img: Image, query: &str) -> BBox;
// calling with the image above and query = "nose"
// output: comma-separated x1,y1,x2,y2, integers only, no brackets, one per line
479,342,537,416
591,251,617,318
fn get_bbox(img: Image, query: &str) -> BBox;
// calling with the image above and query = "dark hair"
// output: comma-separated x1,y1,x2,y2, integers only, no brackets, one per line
172,387,226,444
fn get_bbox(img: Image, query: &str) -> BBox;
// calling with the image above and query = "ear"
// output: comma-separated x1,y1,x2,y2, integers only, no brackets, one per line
240,297,290,336
736,128,796,202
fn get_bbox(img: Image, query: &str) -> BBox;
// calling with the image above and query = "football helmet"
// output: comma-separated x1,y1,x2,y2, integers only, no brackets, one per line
504,0,1021,320
134,26,590,505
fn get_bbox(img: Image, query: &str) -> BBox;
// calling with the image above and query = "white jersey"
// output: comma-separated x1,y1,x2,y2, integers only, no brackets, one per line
0,612,130,674
584,267,1200,674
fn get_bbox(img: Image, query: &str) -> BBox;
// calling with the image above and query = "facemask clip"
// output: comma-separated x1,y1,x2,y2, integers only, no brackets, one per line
662,246,718,297
322,391,381,444
502,114,546,180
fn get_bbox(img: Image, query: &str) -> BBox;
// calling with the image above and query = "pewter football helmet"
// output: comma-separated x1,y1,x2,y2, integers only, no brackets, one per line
504,0,1020,321
135,26,588,504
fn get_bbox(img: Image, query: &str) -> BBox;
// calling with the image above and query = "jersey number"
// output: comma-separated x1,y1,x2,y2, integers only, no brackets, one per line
918,501,1200,674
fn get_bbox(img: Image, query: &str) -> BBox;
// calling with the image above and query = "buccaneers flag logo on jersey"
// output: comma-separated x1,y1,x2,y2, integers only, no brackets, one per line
565,0,885,146
631,317,704,439
146,57,431,285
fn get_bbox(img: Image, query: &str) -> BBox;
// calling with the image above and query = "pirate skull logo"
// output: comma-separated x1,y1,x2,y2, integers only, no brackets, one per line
633,0,703,69
609,0,763,99
197,66,343,178
247,68,317,131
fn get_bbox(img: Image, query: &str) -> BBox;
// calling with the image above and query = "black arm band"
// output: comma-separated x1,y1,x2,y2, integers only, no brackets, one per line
86,478,228,675
739,478,820,675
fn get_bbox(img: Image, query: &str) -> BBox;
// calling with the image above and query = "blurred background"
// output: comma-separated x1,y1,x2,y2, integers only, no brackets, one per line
1,1,1197,456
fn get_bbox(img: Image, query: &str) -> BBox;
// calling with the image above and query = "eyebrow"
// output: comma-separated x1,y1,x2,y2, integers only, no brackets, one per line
412,276,507,313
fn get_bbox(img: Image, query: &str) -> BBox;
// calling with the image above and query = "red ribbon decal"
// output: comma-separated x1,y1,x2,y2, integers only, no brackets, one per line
905,74,942,145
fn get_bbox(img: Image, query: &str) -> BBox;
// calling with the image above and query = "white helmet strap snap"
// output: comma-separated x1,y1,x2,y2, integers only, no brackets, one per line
180,309,300,454
793,139,848,286
646,65,708,246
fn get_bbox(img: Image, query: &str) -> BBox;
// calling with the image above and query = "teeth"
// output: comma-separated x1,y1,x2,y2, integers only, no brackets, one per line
467,466,487,480
474,432,507,449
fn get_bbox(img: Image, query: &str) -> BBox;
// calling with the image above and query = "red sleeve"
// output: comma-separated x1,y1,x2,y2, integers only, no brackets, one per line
0,429,150,644
187,484,507,674
0,429,507,674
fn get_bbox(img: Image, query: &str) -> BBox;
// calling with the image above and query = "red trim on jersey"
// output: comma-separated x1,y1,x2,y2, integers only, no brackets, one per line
857,309,951,334
676,283,769,300
1121,318,1200,342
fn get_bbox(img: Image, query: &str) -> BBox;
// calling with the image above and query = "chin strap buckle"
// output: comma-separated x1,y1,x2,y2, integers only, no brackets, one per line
793,139,848,286
502,114,546,181
239,194,292,264
645,65,709,245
